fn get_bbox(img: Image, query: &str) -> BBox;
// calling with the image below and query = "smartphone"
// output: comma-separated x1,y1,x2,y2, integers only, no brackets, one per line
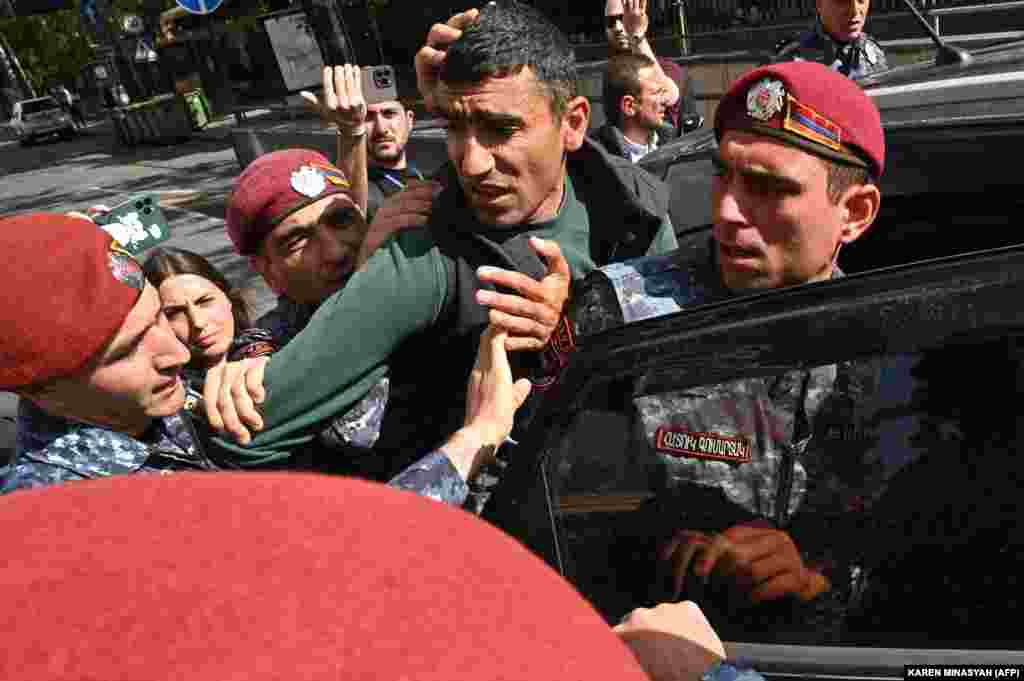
93,193,171,255
361,65,398,105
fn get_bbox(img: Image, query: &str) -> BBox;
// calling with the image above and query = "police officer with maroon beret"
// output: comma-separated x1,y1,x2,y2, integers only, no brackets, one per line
0,213,530,504
552,61,888,641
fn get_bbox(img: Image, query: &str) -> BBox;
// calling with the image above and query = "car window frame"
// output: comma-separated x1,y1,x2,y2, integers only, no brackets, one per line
486,242,1024,671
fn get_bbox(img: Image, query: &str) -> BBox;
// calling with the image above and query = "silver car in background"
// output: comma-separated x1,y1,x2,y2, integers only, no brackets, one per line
11,96,75,146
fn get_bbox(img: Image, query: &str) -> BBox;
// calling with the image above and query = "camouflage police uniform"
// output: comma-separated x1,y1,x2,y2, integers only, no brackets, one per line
574,234,893,642
775,22,888,80
8,398,471,505
5,400,215,493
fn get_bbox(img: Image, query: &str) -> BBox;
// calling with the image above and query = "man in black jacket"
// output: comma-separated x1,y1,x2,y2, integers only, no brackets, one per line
594,53,672,163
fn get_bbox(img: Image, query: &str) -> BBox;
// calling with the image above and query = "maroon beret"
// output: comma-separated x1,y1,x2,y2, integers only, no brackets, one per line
715,61,885,178
226,148,353,255
0,473,650,681
0,213,144,390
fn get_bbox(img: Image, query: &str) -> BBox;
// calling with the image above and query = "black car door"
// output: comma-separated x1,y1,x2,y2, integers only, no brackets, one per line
487,244,1024,678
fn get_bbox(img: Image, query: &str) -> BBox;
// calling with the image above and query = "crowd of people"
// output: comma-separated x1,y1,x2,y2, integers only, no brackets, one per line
1,0,893,676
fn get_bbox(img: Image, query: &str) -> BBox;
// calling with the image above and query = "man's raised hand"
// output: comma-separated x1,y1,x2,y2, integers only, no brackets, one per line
415,8,480,112
475,237,571,352
301,64,367,136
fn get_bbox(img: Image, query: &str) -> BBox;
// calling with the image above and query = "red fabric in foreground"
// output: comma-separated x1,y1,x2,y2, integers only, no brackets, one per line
0,473,648,681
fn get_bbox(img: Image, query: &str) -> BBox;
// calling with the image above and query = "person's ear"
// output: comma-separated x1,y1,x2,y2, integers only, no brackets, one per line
561,95,590,152
621,94,637,119
837,182,880,245
406,109,415,127
249,254,284,296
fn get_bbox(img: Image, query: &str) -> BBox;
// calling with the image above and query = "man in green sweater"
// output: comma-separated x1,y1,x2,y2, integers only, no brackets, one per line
203,2,678,479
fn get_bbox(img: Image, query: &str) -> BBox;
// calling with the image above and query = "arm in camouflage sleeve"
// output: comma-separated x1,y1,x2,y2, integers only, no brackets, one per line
388,450,470,505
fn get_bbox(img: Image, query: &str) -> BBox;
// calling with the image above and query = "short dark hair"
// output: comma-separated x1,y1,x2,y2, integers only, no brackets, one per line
825,160,871,204
142,247,252,331
439,0,578,117
603,53,656,128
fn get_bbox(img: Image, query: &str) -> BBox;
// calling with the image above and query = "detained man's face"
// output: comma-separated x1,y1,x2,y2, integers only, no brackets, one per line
29,284,191,435
438,68,588,226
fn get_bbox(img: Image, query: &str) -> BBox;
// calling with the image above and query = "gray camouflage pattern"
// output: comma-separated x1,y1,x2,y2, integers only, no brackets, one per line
256,296,318,347
704,663,766,681
5,399,211,493
387,450,469,506
775,22,888,80
8,399,470,505
600,237,727,326
634,363,871,523
586,236,890,523
574,235,901,637
259,295,389,453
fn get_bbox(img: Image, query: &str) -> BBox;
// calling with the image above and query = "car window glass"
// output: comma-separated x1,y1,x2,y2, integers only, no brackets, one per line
546,337,1023,649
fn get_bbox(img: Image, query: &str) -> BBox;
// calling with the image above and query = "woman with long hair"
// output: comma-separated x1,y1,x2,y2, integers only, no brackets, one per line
143,248,276,378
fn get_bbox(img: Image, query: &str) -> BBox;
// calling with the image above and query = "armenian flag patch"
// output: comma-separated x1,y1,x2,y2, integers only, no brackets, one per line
107,240,144,290
783,96,842,152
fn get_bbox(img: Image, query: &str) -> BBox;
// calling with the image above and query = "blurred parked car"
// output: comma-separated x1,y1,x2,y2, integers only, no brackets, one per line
11,96,76,146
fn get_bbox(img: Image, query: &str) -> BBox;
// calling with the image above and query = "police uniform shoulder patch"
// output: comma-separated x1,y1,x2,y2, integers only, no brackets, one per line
655,426,753,464
108,240,144,290
746,79,786,122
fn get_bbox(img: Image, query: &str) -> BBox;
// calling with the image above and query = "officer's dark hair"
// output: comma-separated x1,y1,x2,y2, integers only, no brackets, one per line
440,0,578,117
603,53,656,128
142,247,252,332
825,161,871,203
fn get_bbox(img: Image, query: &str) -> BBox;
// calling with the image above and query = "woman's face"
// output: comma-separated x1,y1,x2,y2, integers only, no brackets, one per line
157,274,236,367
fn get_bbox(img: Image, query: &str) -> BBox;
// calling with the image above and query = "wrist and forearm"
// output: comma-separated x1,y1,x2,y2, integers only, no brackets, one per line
336,127,369,217
440,425,500,481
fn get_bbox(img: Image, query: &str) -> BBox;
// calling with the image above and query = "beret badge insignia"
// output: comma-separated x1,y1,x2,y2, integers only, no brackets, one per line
108,241,144,290
291,165,327,198
747,78,786,122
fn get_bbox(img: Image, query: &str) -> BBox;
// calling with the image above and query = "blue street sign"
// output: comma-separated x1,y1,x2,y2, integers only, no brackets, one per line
175,0,223,15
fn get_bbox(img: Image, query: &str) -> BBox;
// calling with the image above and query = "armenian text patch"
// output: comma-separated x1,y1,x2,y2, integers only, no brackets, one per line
655,427,752,464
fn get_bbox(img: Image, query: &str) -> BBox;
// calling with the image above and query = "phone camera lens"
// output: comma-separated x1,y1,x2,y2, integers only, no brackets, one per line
135,201,143,209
